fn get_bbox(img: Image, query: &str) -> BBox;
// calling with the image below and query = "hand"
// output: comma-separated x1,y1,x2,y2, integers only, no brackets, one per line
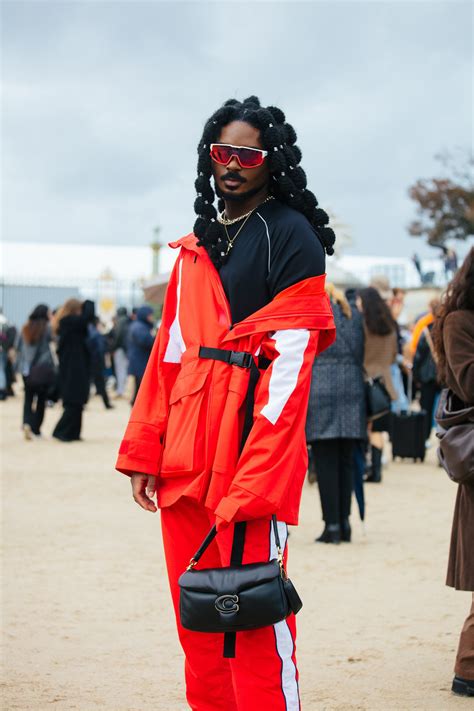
131,473,157,512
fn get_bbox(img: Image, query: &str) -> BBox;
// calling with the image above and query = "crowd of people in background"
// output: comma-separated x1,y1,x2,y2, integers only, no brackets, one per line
0,300,157,441
0,258,467,461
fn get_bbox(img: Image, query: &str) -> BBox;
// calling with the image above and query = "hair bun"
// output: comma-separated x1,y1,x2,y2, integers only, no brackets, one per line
283,124,297,145
267,106,286,124
313,207,328,226
319,226,336,255
243,95,261,107
292,145,302,163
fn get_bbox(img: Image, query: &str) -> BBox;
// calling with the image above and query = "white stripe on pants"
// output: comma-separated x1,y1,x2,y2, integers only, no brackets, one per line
270,521,300,710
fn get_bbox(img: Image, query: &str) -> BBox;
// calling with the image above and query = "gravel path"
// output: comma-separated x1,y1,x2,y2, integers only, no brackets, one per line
2,391,471,710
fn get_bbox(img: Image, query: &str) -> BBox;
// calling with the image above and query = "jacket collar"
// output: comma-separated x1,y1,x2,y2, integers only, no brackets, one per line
223,275,335,345
169,233,202,254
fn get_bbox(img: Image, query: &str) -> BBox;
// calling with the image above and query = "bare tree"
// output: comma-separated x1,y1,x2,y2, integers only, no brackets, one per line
408,149,474,247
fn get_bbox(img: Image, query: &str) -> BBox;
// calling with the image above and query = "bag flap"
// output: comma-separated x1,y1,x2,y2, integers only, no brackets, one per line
169,371,208,405
437,425,474,484
178,560,281,593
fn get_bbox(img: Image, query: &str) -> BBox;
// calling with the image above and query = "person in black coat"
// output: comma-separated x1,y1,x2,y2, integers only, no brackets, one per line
110,307,131,398
413,321,441,443
87,317,113,409
306,284,366,544
127,305,155,405
52,299,95,442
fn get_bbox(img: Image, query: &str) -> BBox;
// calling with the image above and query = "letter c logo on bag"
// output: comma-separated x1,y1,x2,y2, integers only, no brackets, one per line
215,594,239,614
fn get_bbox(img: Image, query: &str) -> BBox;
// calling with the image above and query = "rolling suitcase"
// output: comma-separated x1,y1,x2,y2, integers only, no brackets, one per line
391,370,427,463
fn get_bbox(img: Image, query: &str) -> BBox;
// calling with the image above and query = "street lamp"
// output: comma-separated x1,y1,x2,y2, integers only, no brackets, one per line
151,226,162,276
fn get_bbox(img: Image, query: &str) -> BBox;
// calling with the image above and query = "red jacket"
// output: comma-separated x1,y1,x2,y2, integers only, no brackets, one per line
116,234,335,527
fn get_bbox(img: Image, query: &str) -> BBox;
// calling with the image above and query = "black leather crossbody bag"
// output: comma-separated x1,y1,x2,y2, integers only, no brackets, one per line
178,515,302,637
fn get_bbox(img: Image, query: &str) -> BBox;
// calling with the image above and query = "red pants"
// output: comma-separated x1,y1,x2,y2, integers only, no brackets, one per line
161,496,301,710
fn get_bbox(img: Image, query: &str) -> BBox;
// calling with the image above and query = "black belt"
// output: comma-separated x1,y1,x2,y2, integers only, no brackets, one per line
199,346,271,371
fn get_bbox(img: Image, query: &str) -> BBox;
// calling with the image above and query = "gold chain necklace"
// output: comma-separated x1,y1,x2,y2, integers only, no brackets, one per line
217,195,274,226
222,212,254,257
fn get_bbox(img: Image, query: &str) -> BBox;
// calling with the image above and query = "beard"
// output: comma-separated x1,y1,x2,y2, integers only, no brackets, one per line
214,179,269,203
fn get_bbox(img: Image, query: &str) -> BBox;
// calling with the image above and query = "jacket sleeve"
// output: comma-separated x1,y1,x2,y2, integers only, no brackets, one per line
214,328,319,526
115,256,185,477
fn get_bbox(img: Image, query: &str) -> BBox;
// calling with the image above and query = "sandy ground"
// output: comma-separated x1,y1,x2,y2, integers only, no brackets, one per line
1,389,472,711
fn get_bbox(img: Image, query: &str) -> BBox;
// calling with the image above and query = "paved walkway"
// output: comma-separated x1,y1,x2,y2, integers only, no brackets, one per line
2,391,471,710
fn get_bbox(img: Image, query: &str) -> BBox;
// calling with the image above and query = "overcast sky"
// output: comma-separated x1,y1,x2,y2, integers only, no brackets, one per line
2,0,472,261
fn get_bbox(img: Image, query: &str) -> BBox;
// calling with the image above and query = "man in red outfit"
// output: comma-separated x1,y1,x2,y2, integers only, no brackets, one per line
116,96,336,710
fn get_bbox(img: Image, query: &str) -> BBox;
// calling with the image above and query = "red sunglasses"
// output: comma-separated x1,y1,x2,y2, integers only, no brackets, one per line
210,143,268,169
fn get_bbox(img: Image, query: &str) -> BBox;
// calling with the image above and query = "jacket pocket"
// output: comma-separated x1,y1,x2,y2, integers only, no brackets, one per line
211,367,250,475
160,370,209,477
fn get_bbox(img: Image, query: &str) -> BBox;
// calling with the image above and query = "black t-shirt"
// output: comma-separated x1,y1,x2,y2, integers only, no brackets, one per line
218,199,326,325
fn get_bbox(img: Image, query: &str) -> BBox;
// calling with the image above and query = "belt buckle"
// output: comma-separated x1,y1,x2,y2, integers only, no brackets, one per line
229,351,252,369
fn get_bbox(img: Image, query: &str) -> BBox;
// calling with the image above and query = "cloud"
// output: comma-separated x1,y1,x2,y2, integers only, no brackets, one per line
2,0,472,258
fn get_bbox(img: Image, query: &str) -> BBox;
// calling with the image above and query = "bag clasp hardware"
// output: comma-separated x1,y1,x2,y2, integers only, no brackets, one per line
215,594,240,614
277,546,287,579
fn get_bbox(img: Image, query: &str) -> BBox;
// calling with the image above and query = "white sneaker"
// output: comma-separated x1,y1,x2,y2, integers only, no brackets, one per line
23,424,33,441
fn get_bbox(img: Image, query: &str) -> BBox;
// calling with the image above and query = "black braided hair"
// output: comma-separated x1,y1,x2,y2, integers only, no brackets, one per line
193,96,336,268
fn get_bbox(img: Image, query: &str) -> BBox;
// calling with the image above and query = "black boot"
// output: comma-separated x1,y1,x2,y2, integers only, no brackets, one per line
452,676,474,697
340,518,351,542
315,524,341,544
366,446,382,483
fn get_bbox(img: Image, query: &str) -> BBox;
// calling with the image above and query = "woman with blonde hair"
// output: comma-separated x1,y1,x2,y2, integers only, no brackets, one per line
306,283,366,543
52,299,95,442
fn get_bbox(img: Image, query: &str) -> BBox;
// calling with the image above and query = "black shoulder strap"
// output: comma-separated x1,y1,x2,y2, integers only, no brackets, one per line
223,520,247,658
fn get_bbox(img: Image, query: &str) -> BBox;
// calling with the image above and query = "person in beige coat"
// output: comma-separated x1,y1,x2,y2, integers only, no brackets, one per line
358,287,398,482
433,247,474,697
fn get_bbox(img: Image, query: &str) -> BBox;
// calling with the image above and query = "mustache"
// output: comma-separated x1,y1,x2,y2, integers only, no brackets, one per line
221,172,246,184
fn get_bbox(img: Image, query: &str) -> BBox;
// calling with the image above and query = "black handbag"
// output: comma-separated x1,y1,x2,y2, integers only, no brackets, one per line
365,375,391,421
27,338,58,391
178,515,302,639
